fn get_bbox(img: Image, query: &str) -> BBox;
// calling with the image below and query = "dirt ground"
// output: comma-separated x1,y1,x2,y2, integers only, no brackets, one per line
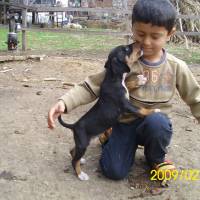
0,51,200,200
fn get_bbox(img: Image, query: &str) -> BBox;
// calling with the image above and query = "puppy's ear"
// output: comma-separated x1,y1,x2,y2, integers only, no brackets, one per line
110,57,120,74
104,60,110,68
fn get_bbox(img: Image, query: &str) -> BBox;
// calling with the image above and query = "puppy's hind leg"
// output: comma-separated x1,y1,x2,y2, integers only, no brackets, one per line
72,146,89,181
70,147,86,165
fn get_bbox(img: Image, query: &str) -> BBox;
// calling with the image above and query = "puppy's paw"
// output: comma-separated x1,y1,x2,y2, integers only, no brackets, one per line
80,158,86,165
154,109,161,112
78,171,89,181
137,75,147,86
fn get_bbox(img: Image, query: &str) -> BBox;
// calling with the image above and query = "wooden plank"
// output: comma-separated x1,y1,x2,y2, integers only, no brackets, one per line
178,14,200,20
0,2,36,10
0,3,199,20
34,6,132,14
176,31,200,36
22,27,129,36
22,27,200,37
32,6,200,20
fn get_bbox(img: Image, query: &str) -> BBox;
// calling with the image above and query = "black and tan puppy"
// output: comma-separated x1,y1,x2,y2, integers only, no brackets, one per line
58,43,159,180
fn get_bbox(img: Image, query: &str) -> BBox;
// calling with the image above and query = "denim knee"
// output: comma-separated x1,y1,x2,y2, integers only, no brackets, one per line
99,158,128,180
138,113,173,164
143,113,172,138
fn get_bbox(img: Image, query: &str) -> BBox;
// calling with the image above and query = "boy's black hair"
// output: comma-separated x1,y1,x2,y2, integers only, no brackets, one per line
132,0,177,32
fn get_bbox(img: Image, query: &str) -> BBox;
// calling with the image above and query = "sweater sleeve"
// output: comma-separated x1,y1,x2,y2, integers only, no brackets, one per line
176,62,200,122
59,70,105,113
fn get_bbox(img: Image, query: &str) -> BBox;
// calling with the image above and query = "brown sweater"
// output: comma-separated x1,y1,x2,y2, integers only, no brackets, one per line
59,52,200,123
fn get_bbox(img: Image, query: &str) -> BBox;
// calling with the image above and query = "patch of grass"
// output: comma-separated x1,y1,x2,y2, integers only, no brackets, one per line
167,43,200,64
0,27,8,50
0,27,199,64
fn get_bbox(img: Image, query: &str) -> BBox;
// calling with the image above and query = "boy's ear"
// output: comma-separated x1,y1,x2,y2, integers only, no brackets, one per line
167,27,176,41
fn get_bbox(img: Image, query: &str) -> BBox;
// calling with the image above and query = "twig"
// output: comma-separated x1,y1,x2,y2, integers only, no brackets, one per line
44,78,61,81
62,82,75,86
0,68,13,73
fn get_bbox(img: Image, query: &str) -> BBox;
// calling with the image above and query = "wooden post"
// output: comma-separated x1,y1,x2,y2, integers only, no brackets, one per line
176,0,189,49
3,0,7,24
125,13,130,44
22,8,27,51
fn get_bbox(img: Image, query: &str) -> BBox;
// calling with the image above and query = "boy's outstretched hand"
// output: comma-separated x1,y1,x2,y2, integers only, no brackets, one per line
48,100,66,129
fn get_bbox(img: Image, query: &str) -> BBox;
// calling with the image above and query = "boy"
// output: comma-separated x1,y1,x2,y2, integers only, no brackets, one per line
48,0,200,180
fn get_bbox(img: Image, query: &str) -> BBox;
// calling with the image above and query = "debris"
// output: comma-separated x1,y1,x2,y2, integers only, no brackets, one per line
0,171,27,181
150,187,165,195
14,130,24,135
36,91,42,95
185,127,193,132
0,68,13,73
21,78,29,82
174,112,194,120
161,179,170,187
44,78,61,81
0,55,46,63
63,167,70,173
62,82,75,86
22,84,31,87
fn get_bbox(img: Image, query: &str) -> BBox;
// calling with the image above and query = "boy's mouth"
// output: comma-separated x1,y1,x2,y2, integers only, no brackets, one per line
142,48,153,54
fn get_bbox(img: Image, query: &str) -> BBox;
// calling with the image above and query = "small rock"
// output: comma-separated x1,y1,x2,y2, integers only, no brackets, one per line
36,91,42,95
150,188,165,195
185,127,192,132
22,84,30,87
14,130,24,135
63,168,70,173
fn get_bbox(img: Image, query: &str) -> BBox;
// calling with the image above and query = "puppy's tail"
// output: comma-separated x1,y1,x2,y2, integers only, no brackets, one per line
58,115,74,130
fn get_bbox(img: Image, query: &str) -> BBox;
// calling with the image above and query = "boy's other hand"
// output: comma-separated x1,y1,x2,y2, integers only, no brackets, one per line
48,100,66,129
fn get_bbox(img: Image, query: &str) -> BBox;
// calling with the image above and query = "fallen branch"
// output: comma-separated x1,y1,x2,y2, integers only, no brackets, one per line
0,68,13,73
0,55,46,63
44,77,61,81
62,82,75,86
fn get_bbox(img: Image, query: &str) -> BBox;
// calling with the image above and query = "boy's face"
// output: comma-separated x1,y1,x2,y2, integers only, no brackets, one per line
132,22,175,60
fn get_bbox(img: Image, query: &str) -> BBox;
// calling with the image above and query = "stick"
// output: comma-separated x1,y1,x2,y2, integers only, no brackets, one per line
62,82,75,86
0,68,13,73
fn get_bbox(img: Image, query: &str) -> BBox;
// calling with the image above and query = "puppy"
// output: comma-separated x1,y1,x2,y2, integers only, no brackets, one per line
58,43,158,180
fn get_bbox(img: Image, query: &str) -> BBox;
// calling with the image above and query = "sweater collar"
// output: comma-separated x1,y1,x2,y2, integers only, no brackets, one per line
139,49,166,67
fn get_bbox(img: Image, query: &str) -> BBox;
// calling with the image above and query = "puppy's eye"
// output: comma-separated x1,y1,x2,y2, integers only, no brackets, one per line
125,47,129,52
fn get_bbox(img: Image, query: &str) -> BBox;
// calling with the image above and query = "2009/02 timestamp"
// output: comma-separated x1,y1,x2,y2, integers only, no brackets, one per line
150,169,200,181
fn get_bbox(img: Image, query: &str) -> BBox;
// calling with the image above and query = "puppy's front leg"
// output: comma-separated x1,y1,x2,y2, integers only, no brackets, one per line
122,100,142,116
122,100,159,117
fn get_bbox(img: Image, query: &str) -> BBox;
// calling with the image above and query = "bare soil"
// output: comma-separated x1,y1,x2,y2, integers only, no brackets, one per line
0,51,200,200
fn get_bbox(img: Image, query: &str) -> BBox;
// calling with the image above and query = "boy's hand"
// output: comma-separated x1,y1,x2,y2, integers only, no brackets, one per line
48,100,66,129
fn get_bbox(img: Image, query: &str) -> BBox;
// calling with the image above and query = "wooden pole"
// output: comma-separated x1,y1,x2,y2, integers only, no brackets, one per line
22,8,27,51
176,0,189,49
3,0,7,24
125,13,130,44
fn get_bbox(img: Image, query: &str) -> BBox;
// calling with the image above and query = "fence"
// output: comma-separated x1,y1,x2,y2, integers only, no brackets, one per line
0,2,200,50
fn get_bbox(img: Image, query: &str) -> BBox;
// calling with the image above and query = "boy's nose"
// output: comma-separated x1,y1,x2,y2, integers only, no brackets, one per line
142,36,151,46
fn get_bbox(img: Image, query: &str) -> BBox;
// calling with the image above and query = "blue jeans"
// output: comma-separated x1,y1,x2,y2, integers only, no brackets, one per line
99,113,172,180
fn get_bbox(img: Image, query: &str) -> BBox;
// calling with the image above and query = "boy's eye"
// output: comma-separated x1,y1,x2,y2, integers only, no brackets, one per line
137,34,145,37
151,36,160,40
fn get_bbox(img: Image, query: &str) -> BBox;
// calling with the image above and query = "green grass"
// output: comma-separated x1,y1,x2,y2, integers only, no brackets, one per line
0,27,200,64
0,27,123,52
